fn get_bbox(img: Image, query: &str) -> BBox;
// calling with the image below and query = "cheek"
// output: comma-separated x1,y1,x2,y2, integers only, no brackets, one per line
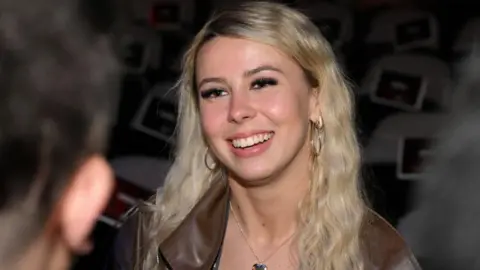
258,89,309,124
199,102,227,140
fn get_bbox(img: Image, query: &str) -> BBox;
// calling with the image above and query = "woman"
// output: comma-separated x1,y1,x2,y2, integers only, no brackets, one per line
113,2,420,269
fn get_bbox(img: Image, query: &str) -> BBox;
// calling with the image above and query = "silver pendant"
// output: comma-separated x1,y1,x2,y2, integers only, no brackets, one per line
252,263,267,270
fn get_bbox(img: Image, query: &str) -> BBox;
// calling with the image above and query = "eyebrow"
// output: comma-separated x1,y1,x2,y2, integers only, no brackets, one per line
197,64,283,89
243,65,283,77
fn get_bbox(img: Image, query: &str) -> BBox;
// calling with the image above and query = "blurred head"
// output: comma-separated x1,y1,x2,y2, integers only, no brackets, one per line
402,53,480,270
148,2,365,270
0,0,119,269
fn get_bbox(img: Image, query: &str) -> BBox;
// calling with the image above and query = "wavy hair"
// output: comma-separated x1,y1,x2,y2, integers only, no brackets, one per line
137,2,366,269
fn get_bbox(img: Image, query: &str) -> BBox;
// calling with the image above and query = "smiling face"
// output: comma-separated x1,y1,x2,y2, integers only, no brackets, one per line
196,37,317,184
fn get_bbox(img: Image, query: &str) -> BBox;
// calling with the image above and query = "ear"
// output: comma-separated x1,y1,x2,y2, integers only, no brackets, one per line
309,87,322,124
59,155,114,254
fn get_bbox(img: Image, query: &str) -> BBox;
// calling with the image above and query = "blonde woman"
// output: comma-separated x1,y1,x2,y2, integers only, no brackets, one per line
112,2,420,270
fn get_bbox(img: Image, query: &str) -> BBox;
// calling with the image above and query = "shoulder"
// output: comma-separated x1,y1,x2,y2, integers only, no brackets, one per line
111,199,159,270
361,209,422,270
111,207,141,270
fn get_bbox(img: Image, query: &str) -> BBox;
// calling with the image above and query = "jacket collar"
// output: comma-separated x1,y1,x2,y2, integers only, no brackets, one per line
158,180,230,270
155,180,420,270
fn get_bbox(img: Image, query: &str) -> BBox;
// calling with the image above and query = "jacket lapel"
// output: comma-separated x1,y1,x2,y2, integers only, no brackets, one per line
154,183,421,270
159,180,230,270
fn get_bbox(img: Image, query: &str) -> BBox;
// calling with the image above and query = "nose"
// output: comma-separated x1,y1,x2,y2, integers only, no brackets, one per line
227,92,256,123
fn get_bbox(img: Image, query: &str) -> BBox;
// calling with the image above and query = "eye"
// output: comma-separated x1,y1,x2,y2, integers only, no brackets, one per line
200,88,227,99
251,77,278,90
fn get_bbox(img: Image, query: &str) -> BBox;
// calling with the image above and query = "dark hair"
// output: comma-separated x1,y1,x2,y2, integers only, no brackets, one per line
0,0,119,262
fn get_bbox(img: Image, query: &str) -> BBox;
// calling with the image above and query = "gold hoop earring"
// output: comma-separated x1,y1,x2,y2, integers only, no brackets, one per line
310,117,323,157
204,148,217,170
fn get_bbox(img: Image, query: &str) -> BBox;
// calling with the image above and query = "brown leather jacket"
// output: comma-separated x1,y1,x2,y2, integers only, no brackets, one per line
112,182,422,270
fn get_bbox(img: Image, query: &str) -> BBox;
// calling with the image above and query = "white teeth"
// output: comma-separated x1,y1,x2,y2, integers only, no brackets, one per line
232,133,273,148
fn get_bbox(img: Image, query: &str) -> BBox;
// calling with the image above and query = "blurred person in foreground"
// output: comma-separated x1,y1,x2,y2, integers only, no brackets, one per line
0,0,119,269
398,53,480,269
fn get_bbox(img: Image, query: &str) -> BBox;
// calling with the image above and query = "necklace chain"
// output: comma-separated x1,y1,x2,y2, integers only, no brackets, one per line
229,203,295,264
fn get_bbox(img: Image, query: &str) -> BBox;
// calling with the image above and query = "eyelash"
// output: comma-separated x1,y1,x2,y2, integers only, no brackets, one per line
200,89,225,99
251,77,278,89
199,77,278,100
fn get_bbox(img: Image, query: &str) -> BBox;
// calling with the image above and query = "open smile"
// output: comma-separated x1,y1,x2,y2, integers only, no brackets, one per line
228,131,275,158
231,132,274,148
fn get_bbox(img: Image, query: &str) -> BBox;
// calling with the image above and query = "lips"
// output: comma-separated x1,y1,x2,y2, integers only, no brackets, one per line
230,132,274,149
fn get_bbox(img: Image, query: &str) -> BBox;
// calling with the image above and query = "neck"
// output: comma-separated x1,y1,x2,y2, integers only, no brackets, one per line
228,153,310,244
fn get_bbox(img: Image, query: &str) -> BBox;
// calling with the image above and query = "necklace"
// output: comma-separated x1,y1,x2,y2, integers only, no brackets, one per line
229,204,295,270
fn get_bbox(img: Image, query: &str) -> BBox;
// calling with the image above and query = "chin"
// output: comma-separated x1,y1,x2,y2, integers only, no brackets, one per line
228,164,278,187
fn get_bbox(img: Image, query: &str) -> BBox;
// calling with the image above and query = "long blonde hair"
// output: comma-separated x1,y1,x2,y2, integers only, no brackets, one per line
137,2,366,269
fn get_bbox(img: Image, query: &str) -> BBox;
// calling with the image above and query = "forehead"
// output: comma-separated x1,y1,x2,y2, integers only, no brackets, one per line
195,37,296,78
